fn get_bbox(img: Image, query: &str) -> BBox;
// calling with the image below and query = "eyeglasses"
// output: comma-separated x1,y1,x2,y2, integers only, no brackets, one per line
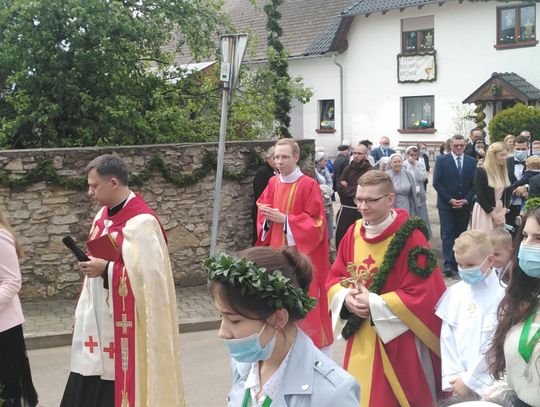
354,193,390,206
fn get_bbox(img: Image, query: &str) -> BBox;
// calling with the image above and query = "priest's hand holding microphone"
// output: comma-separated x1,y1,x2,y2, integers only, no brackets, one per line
344,285,370,319
79,256,108,278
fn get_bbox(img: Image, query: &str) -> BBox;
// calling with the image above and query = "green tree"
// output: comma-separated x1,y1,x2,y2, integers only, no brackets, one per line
0,0,227,148
264,0,291,138
488,104,540,142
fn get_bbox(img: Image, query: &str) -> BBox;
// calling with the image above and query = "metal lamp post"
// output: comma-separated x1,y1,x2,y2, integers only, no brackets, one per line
209,34,248,257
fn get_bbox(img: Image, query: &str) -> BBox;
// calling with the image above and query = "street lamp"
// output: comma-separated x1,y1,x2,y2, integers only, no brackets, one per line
209,34,248,257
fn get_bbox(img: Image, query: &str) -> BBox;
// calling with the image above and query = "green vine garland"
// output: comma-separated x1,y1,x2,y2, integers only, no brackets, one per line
341,216,435,340
0,144,314,191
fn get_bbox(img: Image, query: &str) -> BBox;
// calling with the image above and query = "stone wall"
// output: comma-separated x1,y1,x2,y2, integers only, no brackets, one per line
0,140,313,301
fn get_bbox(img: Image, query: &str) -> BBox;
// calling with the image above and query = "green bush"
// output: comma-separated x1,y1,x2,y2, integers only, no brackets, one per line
488,104,540,142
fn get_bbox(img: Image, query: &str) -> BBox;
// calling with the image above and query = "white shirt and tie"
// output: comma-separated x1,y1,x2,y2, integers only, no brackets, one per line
451,152,463,175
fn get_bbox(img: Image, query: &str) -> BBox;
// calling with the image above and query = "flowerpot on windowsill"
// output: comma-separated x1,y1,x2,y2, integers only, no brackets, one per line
315,128,336,134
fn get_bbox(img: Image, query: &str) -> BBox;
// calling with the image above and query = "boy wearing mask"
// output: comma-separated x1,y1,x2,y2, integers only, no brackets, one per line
436,231,505,401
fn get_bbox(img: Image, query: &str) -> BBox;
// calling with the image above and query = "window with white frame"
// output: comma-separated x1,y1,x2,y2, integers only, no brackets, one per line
402,96,434,129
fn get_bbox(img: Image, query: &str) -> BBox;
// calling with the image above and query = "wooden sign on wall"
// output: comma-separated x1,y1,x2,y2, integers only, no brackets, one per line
397,52,437,83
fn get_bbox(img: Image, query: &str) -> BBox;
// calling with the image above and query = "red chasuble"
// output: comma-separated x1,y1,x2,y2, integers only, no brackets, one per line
87,193,184,407
256,174,333,348
327,209,446,407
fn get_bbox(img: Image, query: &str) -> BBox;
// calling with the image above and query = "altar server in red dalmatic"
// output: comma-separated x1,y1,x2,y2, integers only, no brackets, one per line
256,138,333,350
328,170,447,407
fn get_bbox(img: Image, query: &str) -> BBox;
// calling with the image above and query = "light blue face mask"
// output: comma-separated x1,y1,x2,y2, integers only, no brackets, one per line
514,150,528,162
518,244,540,278
533,151,540,157
458,257,488,285
224,323,276,363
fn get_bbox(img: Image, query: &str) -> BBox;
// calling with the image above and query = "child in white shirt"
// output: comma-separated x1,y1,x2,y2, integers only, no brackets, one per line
436,230,505,401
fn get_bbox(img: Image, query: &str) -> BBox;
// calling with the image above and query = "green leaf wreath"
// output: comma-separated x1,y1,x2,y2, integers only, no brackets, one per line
205,253,317,318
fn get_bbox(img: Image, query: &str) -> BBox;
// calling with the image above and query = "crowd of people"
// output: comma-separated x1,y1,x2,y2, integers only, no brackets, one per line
246,134,540,406
1,131,540,407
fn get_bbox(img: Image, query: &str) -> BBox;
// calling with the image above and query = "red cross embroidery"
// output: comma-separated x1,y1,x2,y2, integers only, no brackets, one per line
103,342,115,359
84,336,98,353
357,255,378,286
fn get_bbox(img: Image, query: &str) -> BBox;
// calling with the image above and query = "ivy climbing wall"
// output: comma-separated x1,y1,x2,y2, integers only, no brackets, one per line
0,140,313,300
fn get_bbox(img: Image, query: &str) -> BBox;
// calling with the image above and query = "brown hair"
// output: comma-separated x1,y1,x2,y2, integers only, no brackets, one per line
209,246,313,321
275,138,300,156
358,170,394,194
514,135,529,145
0,208,23,258
487,206,540,379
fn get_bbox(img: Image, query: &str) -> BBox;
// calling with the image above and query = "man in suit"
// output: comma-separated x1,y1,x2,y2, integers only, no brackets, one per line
464,128,484,159
370,136,395,164
506,135,530,231
433,134,476,276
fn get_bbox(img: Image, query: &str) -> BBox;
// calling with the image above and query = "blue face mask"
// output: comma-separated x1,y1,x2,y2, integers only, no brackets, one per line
224,324,276,363
515,150,528,162
458,257,488,285
533,151,540,157
380,144,389,151
518,244,540,278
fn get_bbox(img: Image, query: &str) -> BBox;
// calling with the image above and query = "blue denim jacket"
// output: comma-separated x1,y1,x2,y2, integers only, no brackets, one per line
226,329,360,406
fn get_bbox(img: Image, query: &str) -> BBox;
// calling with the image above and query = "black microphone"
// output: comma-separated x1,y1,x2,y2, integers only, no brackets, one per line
62,236,90,262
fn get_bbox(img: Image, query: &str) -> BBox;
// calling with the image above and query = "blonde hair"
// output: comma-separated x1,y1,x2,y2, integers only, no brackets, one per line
275,138,300,156
525,155,540,171
489,227,512,248
483,142,510,188
265,146,275,159
504,134,515,143
454,230,493,258
358,170,394,194
0,208,23,258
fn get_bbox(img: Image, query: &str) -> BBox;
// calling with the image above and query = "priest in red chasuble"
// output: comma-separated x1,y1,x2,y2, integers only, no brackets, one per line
327,170,447,406
61,154,184,407
256,138,333,350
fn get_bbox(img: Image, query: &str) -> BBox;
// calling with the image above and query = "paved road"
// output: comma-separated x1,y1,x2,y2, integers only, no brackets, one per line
28,329,347,407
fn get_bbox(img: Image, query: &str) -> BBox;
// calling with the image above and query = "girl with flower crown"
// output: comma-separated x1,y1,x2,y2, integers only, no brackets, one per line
206,246,359,407
486,201,540,406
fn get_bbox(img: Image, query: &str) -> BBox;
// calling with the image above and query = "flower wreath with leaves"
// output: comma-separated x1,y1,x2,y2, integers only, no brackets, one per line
205,253,317,319
341,216,436,340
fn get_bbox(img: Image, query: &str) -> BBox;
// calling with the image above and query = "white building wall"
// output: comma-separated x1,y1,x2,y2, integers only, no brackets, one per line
289,56,343,154
290,1,540,152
